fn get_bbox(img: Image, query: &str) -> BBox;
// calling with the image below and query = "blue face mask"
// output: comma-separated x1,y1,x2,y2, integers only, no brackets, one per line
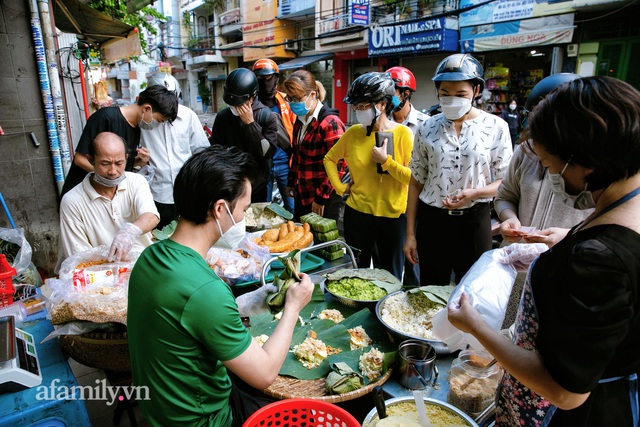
290,101,310,117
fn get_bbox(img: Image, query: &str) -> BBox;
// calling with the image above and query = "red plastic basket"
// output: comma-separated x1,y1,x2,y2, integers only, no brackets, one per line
243,398,361,427
0,254,16,307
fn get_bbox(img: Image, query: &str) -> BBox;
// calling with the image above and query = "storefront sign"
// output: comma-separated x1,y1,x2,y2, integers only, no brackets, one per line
460,13,575,52
242,0,295,62
350,0,370,26
459,0,574,27
368,18,459,57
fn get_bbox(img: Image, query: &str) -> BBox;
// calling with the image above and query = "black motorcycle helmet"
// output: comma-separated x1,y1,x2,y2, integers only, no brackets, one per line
223,68,258,106
432,53,485,94
524,73,581,111
343,72,396,105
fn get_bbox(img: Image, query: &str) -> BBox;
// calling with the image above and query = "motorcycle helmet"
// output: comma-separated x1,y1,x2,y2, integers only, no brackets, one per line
148,72,182,103
252,58,279,76
343,72,396,105
223,68,258,106
524,73,581,111
433,54,485,93
387,66,417,92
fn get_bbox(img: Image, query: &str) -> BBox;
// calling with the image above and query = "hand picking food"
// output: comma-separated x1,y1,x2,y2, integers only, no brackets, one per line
255,221,313,253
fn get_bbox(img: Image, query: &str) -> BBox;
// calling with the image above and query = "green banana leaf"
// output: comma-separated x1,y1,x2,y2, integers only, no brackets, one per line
409,285,456,306
326,348,396,385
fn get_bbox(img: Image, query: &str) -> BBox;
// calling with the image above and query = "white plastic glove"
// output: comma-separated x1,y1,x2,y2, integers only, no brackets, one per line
495,242,548,271
236,283,278,317
108,223,142,262
137,164,155,184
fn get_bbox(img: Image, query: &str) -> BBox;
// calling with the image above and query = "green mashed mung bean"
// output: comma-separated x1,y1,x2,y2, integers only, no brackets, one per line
327,277,387,300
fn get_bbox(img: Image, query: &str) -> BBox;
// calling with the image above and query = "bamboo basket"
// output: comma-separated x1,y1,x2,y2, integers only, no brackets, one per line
262,368,392,403
59,330,130,372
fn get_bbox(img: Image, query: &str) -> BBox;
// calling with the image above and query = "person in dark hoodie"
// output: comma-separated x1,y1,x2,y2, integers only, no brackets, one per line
210,68,278,202
282,70,346,222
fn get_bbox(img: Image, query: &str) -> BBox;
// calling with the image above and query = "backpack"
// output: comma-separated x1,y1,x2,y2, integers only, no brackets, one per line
256,106,291,152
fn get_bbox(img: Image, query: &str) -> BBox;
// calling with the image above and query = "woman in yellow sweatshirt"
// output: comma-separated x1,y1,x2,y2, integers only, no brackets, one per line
324,72,413,280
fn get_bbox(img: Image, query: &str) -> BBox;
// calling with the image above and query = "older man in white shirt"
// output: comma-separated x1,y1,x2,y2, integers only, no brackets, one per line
140,73,210,228
59,132,159,265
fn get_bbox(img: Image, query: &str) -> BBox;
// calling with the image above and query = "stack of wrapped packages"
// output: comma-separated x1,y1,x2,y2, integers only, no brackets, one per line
300,213,343,261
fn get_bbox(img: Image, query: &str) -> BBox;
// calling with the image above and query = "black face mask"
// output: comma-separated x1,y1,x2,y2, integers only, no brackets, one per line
258,77,278,102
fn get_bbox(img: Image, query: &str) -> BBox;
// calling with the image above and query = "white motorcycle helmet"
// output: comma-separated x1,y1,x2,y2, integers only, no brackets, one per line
148,72,182,104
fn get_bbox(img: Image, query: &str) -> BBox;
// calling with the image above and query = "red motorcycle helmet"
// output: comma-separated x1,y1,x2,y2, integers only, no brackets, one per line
387,66,417,92
252,58,279,76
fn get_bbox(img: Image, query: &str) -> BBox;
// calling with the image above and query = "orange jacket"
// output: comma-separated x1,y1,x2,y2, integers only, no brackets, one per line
275,91,296,143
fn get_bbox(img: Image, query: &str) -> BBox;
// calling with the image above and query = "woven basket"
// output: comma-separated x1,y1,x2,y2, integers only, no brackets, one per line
59,330,130,372
262,368,392,403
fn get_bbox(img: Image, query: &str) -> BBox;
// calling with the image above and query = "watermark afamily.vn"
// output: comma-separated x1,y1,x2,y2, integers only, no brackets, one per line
35,379,150,406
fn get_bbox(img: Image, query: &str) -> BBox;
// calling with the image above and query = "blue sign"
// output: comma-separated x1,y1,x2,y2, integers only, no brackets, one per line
351,0,370,26
368,18,459,57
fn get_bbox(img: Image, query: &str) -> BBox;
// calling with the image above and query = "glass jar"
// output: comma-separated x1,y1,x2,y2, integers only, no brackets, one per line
447,349,501,417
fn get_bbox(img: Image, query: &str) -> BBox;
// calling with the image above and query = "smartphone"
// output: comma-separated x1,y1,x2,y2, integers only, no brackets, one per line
374,131,394,174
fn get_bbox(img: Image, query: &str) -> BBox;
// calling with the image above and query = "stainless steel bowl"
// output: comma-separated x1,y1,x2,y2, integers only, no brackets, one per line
363,396,479,426
376,291,452,355
324,279,387,310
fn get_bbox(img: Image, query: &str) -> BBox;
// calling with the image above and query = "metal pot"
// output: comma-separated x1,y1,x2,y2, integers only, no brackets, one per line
363,396,479,426
375,291,452,355
397,339,438,390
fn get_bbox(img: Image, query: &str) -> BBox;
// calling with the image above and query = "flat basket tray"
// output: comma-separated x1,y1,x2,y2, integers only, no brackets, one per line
262,368,392,403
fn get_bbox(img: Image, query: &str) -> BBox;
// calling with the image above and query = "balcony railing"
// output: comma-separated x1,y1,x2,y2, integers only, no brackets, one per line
318,12,365,35
372,0,459,23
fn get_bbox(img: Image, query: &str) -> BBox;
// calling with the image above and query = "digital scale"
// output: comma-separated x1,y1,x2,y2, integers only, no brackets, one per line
0,315,42,392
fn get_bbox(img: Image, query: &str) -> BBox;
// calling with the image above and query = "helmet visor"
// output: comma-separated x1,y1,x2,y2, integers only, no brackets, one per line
223,90,251,106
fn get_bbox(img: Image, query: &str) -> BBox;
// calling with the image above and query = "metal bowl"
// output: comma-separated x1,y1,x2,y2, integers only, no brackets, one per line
363,396,479,426
376,291,452,355
324,278,387,310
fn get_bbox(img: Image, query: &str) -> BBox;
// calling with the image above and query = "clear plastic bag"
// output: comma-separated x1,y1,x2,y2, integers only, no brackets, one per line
235,283,277,317
206,234,271,285
58,245,138,286
0,227,41,287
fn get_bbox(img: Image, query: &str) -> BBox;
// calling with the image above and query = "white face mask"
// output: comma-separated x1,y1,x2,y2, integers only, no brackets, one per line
440,96,472,120
139,108,161,130
214,202,246,249
356,106,380,129
92,172,126,187
229,106,239,116
547,162,596,210
509,104,516,111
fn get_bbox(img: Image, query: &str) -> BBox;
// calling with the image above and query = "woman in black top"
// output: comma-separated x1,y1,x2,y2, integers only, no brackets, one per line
449,76,640,426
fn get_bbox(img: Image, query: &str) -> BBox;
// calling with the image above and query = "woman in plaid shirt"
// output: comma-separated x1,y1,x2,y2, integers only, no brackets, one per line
283,70,346,222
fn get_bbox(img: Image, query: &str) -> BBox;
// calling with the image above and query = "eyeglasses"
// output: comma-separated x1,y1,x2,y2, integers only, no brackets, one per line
285,92,310,103
352,103,373,111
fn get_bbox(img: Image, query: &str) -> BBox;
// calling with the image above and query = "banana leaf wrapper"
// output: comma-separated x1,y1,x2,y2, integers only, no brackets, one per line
266,250,302,312
325,361,364,394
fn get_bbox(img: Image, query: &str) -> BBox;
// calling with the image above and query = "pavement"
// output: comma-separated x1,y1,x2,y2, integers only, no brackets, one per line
197,111,217,128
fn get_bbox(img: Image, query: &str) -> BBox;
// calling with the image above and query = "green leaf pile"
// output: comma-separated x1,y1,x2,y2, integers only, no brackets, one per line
152,220,177,241
408,285,455,306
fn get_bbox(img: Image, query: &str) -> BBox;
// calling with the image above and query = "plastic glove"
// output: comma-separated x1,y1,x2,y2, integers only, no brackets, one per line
137,164,155,184
236,283,277,317
108,223,142,262
495,242,548,271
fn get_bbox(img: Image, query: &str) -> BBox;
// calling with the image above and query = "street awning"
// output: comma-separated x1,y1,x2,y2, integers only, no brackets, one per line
53,0,135,45
277,53,332,71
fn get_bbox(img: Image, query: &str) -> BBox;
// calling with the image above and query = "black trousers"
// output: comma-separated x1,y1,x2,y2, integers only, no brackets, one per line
343,205,406,281
154,201,176,230
416,201,492,286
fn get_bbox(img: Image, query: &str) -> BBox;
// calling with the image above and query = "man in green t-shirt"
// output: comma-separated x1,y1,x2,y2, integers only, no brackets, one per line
128,145,314,426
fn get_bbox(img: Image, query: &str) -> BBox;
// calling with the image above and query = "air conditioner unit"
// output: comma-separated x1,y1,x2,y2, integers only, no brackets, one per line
567,43,578,57
284,39,299,51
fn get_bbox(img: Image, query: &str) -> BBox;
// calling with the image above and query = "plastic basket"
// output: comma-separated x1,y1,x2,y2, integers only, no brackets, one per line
0,254,16,307
243,398,360,427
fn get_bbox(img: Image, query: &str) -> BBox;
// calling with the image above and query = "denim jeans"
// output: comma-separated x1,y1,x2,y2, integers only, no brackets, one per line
266,154,294,214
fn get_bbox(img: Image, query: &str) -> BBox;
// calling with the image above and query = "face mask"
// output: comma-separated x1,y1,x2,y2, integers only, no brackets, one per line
548,163,596,210
509,104,516,111
229,106,239,116
214,202,246,249
289,96,310,117
258,77,278,100
92,172,126,187
356,105,382,128
139,108,161,130
440,96,472,120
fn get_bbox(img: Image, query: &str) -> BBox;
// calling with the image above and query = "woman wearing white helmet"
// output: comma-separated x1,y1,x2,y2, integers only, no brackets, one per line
405,53,513,286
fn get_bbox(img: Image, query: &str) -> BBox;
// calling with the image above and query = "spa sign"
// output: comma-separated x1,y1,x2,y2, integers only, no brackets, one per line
368,17,459,57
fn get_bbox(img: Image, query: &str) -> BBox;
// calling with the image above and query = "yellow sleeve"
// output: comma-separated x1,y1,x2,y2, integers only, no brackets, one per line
380,125,413,185
323,132,348,196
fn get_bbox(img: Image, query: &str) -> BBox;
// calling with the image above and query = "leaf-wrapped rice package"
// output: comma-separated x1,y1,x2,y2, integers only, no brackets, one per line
315,229,340,242
325,361,364,394
266,250,301,312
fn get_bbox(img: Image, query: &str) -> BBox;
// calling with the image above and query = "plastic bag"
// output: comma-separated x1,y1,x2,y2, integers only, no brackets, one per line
432,248,518,351
58,245,138,286
206,234,271,285
0,227,41,287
